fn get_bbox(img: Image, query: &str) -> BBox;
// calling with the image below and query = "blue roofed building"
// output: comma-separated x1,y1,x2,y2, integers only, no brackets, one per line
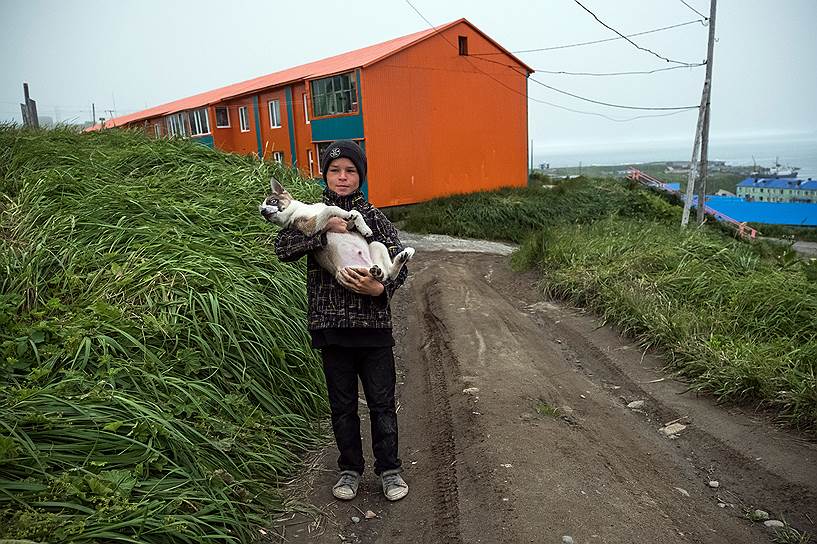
736,177,817,203
703,195,817,227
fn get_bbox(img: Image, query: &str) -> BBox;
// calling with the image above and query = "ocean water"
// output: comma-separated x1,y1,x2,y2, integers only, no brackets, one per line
536,134,817,180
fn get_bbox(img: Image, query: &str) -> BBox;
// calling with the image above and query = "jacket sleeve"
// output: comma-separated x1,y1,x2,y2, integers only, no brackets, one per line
365,208,409,303
274,227,326,263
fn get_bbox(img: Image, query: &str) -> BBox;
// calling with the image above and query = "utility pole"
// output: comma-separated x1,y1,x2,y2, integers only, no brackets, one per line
696,0,717,225
696,104,712,223
19,82,39,128
682,0,717,228
92,103,96,126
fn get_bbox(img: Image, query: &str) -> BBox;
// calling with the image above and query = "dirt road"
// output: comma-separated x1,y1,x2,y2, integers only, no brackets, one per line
276,236,817,544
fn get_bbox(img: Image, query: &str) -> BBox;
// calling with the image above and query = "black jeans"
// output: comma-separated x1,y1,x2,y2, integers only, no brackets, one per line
321,345,401,475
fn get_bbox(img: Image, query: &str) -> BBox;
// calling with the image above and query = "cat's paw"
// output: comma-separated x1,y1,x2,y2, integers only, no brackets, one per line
369,265,384,281
396,247,415,263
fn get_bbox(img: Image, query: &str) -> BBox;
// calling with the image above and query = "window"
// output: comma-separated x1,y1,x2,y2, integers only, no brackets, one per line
309,72,358,117
187,107,210,136
458,35,468,55
272,151,284,164
268,99,281,128
303,93,310,124
239,106,249,132
308,149,314,178
215,106,230,128
166,113,186,137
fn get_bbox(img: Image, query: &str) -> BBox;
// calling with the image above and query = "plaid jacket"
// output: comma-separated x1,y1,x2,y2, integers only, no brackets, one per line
274,189,408,331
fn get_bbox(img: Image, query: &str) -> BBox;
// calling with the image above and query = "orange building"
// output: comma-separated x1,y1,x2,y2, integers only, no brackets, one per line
91,19,533,207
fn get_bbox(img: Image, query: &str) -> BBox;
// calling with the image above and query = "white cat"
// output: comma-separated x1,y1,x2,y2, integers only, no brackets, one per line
259,177,414,283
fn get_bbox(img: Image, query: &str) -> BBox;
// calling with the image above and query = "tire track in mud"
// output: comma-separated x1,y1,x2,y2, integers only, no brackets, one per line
415,275,520,544
417,278,464,544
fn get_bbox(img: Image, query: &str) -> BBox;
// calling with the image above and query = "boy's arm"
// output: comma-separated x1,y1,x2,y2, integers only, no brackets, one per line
275,227,326,262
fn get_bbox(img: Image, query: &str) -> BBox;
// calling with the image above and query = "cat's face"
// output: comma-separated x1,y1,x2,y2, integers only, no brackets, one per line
259,177,293,222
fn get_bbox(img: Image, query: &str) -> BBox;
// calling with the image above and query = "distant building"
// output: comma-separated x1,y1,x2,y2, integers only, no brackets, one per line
86,19,533,207
736,177,817,203
715,189,735,197
705,195,817,226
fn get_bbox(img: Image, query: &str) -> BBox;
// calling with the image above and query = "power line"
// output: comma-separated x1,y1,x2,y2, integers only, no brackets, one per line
530,77,698,110
531,63,704,77
472,20,705,56
573,0,700,65
529,98,695,122
404,0,698,120
469,51,699,111
470,53,704,77
678,0,708,20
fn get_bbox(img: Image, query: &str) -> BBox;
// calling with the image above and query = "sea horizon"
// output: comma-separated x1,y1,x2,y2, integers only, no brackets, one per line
535,132,817,180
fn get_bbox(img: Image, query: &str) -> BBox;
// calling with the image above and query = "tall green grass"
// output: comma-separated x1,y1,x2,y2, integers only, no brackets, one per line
1,126,327,542
387,178,681,242
514,218,817,429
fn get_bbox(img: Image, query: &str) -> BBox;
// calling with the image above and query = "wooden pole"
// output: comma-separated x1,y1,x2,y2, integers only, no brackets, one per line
682,0,717,228
696,104,711,223
696,0,717,224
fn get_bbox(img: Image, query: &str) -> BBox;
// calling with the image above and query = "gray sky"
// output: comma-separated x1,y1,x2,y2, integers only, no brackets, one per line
2,0,815,154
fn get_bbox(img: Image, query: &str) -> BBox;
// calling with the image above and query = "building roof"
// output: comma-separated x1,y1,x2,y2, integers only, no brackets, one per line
89,18,533,131
704,195,817,226
737,177,817,190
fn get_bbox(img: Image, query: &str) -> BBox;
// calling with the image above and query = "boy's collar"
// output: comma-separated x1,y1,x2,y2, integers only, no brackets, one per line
323,188,366,208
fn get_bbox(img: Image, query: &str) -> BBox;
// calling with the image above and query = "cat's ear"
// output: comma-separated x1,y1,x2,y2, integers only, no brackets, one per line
270,176,288,195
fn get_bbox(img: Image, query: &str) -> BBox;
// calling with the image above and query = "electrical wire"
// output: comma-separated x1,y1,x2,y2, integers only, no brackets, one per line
460,40,700,110
404,0,698,119
470,53,704,77
530,77,698,110
678,0,708,20
472,20,705,56
531,64,704,77
572,0,700,65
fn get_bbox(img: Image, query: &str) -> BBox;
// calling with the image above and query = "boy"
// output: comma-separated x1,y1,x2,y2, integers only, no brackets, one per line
274,140,409,501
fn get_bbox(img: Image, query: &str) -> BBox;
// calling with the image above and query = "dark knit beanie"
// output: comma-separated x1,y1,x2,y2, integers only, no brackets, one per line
321,140,367,186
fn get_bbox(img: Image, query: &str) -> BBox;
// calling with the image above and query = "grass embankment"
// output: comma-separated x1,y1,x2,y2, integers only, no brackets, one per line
387,178,680,243
397,181,817,429
1,126,327,542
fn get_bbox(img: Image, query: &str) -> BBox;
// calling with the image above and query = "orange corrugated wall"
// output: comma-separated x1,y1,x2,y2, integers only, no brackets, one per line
362,21,529,207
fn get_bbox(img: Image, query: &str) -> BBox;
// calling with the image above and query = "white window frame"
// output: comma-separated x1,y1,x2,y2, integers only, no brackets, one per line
308,149,314,177
303,93,310,124
166,113,186,137
272,151,284,164
154,124,162,138
215,106,230,128
268,99,281,128
239,106,250,132
187,107,210,136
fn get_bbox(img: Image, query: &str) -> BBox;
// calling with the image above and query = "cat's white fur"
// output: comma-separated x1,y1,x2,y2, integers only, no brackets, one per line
260,178,414,283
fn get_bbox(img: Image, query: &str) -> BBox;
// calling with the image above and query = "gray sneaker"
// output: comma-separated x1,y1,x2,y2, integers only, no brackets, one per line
380,469,409,501
332,470,361,500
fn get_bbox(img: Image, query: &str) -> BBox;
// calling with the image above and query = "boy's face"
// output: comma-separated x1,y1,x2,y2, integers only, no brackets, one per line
326,157,360,196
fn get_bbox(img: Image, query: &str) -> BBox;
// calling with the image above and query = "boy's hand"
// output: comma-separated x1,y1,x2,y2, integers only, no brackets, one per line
337,267,385,296
325,217,348,233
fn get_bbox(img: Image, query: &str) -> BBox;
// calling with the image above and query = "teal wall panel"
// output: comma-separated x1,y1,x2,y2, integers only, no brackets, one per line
252,96,262,157
192,134,214,147
285,87,297,166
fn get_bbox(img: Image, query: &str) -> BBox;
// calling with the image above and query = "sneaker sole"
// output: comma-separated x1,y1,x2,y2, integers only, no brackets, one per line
384,489,408,501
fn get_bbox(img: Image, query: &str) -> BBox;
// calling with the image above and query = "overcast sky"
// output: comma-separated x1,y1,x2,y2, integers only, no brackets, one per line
2,0,815,154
